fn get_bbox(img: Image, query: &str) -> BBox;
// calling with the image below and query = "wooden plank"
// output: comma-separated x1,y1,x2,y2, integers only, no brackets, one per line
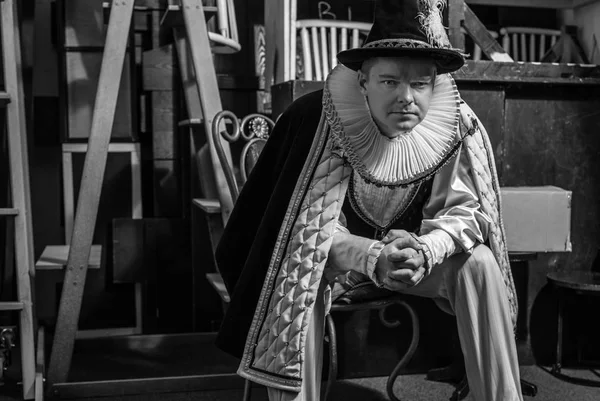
112,220,144,283
63,0,106,47
142,44,261,91
142,45,177,91
151,93,177,153
65,51,135,139
465,0,573,8
0,302,23,311
47,0,135,386
35,245,102,270
153,160,183,217
457,86,505,182
1,0,36,398
463,4,512,62
448,0,465,51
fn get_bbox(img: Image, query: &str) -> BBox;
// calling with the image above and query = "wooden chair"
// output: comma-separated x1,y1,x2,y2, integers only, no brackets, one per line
294,19,371,81
210,0,241,53
462,27,499,61
211,111,275,205
499,27,561,62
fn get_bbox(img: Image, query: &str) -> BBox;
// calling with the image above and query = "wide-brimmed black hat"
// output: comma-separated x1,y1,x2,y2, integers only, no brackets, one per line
337,0,465,74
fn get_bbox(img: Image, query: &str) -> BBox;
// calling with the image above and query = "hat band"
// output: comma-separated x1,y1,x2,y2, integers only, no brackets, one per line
363,38,433,49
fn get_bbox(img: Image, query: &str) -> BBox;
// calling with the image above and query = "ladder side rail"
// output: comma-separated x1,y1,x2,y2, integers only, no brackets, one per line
1,0,36,398
46,0,135,386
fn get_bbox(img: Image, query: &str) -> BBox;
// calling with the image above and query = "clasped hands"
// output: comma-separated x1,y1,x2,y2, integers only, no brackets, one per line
376,230,427,291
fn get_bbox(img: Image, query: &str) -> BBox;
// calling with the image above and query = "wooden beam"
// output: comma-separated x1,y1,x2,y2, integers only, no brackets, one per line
572,0,600,8
448,0,465,51
455,60,600,84
463,4,513,62
465,0,574,8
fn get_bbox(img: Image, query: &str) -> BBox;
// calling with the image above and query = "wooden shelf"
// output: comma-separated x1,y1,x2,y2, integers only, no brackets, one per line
35,245,102,270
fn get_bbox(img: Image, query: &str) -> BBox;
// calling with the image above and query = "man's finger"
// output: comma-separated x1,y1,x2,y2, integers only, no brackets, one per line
381,229,410,244
409,267,427,285
387,268,415,282
394,258,423,271
387,248,418,263
389,236,422,251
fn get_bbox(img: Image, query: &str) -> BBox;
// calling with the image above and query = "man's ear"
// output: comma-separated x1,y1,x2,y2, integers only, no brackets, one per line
357,70,368,96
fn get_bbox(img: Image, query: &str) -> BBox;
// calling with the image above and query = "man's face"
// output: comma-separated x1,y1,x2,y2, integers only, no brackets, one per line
358,57,436,138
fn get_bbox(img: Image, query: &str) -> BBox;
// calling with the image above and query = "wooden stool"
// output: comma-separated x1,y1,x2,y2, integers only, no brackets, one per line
547,271,600,387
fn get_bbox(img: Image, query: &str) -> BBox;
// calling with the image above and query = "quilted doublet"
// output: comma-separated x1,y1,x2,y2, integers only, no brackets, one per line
252,146,351,377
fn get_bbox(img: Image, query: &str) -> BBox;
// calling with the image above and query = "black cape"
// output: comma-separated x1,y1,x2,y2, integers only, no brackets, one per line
215,90,325,358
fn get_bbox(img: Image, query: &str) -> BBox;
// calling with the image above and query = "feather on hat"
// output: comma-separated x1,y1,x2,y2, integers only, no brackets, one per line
337,0,465,74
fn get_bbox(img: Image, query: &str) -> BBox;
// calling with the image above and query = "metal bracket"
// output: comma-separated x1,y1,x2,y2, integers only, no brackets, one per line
0,326,17,383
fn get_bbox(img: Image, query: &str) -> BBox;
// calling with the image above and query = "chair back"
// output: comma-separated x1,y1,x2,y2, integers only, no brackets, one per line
211,111,275,206
462,28,499,61
210,0,241,53
499,27,561,62
294,19,371,81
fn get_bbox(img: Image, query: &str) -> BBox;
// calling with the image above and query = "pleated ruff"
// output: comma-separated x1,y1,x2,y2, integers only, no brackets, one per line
323,64,461,187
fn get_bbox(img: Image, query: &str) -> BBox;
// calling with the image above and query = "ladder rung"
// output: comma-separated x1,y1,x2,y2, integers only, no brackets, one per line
192,198,221,214
0,302,24,311
178,118,203,127
35,245,103,271
160,4,217,28
0,207,18,216
0,92,10,107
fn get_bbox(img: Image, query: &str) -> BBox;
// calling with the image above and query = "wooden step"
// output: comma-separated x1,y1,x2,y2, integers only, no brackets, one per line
35,245,102,270
0,301,24,311
0,208,18,216
160,4,217,28
0,92,10,107
192,198,221,214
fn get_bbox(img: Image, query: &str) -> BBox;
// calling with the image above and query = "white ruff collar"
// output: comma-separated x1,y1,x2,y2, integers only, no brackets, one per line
323,64,461,187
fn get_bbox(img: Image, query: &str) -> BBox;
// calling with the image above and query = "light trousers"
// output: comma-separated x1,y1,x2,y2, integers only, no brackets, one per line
267,244,523,401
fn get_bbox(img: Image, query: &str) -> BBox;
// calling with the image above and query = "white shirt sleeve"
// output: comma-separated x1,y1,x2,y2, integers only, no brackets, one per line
418,145,492,267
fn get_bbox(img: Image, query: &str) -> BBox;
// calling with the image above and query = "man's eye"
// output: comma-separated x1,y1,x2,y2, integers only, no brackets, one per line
411,82,428,88
382,80,396,86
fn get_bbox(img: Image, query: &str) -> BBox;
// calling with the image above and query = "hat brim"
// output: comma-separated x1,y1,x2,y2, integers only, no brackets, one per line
337,47,465,74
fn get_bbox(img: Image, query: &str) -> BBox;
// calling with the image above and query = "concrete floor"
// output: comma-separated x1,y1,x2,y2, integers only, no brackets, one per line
1,365,599,401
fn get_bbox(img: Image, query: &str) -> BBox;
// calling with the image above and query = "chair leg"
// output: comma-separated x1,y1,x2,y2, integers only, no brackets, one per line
386,301,420,401
324,313,337,401
242,379,252,401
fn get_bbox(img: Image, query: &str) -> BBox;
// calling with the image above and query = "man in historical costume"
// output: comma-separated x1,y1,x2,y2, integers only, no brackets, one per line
215,0,523,400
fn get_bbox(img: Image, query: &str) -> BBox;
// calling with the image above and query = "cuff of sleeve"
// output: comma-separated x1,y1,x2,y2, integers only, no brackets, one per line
408,233,433,274
417,229,458,268
365,240,385,287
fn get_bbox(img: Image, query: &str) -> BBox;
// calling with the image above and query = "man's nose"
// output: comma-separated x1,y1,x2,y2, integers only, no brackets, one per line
395,84,414,104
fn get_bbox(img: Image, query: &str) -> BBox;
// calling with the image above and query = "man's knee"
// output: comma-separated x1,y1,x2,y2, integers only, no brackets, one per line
455,244,499,284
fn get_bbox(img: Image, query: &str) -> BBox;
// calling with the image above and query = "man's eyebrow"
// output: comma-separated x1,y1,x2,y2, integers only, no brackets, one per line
376,73,401,79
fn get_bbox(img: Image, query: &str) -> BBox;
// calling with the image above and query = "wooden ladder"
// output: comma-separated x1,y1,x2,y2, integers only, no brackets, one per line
46,0,234,391
0,0,37,399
